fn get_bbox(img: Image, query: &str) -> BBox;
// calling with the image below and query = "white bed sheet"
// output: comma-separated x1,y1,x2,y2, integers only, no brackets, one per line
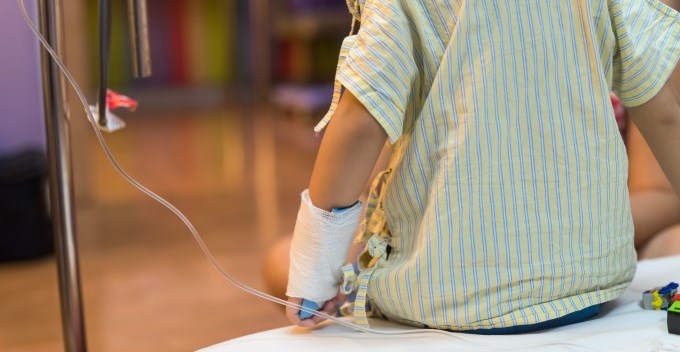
201,256,680,352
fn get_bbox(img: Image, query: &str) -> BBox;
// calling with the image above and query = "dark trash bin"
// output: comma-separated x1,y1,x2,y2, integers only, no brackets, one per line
0,150,53,262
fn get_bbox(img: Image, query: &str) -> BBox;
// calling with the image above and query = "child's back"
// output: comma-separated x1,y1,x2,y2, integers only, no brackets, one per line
335,0,679,330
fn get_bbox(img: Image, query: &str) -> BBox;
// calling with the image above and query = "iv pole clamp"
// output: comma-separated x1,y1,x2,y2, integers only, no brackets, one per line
37,0,87,351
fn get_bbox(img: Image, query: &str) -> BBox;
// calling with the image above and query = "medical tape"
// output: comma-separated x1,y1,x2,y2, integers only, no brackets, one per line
287,189,362,304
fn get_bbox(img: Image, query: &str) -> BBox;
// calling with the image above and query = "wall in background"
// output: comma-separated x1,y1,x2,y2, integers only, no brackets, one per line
0,1,45,155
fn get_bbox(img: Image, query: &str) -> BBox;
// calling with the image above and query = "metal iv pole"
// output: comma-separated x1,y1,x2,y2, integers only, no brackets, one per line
37,0,87,350
37,0,151,350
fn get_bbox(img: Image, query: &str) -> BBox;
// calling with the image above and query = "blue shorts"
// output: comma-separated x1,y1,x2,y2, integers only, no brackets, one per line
461,304,602,335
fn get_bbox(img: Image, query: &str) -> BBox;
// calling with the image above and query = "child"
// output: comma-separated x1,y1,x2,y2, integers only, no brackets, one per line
285,0,680,333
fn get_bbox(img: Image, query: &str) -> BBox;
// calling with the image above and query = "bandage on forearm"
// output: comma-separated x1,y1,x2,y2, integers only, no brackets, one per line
286,189,362,304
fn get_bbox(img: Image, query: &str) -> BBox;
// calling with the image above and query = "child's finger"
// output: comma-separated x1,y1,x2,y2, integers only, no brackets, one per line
309,299,337,325
335,292,348,304
285,297,305,326
286,297,327,327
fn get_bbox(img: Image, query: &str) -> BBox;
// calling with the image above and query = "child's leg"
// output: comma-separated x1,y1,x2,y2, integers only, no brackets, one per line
638,225,680,259
263,235,293,303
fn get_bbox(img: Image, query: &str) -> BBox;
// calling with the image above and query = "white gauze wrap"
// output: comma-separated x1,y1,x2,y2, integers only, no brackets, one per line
286,189,363,304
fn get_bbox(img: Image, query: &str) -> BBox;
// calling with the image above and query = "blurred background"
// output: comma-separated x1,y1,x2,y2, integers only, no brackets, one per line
0,0,351,351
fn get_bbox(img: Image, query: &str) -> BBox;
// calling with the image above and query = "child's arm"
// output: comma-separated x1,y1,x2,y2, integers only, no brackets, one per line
628,124,675,192
627,64,680,195
308,91,388,211
627,123,680,247
663,0,680,11
285,91,388,327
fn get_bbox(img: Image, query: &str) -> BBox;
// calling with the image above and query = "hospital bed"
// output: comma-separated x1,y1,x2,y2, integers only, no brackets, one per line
200,255,680,352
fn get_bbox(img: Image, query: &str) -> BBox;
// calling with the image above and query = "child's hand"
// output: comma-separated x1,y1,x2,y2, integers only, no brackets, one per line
285,294,345,327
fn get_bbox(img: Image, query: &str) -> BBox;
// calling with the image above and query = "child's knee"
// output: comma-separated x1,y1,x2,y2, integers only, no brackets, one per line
638,225,680,259
263,235,292,302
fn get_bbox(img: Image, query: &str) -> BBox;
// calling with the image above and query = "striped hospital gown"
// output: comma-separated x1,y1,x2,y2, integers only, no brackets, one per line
326,0,680,330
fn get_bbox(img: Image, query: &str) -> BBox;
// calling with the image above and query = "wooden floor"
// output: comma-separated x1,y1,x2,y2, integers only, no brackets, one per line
0,106,320,351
